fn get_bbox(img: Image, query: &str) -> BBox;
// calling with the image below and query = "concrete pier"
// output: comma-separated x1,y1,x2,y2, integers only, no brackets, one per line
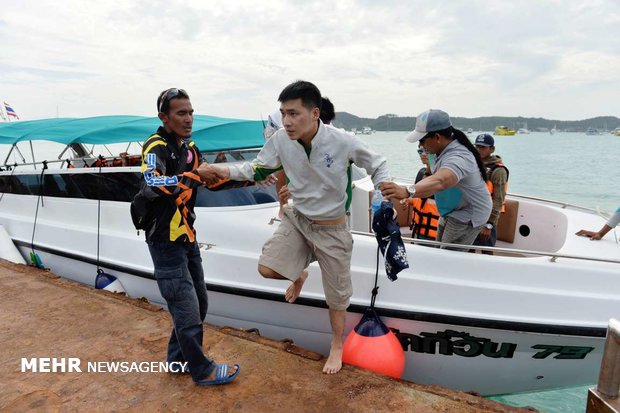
0,260,534,412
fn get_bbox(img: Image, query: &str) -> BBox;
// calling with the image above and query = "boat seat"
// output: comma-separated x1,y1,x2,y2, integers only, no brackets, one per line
497,200,519,243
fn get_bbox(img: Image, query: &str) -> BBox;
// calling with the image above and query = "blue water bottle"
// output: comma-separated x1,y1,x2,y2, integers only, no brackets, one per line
371,189,383,214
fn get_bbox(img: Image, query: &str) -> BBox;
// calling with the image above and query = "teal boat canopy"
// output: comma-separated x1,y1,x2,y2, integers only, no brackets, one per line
0,115,266,152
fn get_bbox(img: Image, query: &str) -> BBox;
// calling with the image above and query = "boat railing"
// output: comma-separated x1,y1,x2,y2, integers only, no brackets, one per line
266,216,620,265
350,230,620,265
1,158,69,170
507,192,607,214
2,141,140,170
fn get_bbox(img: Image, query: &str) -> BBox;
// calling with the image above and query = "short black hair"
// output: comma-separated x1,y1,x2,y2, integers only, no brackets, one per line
320,97,335,124
157,88,190,114
278,80,322,111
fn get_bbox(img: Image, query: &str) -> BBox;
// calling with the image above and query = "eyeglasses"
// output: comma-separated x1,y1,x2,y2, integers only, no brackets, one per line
158,88,188,112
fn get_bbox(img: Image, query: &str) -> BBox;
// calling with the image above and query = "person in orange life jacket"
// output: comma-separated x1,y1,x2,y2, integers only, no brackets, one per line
140,88,239,386
472,134,509,253
405,166,440,240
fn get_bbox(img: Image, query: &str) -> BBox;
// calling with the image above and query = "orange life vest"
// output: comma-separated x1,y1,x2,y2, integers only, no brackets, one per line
485,162,509,213
408,197,440,240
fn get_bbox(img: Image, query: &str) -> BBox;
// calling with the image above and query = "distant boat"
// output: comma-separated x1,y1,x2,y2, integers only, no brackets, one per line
611,127,620,136
494,126,516,136
550,125,557,135
517,122,530,134
585,127,599,135
361,126,373,135
466,128,474,134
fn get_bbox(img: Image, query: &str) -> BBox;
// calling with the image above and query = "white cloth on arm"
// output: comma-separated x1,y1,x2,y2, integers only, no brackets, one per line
607,207,620,227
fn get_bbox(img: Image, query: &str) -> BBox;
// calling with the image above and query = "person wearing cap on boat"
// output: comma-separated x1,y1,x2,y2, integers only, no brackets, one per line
472,133,509,253
381,109,492,248
576,205,620,240
207,80,391,374
136,88,240,386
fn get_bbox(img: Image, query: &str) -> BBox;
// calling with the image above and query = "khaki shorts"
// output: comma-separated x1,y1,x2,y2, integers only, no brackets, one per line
259,206,353,310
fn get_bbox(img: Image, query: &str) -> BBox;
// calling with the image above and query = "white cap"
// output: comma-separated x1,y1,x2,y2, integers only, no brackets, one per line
405,109,452,143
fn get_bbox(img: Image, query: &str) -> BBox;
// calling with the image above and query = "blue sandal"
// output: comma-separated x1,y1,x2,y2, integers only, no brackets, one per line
195,363,240,386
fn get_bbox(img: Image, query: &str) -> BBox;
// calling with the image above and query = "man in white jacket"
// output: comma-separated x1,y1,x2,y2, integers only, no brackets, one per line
209,80,391,374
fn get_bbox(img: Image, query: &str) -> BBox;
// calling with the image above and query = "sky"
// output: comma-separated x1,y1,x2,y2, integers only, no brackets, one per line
1,0,619,122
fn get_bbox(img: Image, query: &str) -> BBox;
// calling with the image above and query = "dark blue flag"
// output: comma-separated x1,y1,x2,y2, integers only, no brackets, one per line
372,200,409,281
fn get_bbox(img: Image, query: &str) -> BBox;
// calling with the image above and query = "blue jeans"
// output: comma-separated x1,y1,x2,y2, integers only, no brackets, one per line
147,240,214,381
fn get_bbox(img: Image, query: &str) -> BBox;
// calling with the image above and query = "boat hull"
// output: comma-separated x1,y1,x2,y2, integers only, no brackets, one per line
1,170,618,395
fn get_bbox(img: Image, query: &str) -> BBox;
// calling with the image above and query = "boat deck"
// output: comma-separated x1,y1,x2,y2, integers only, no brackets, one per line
0,260,533,412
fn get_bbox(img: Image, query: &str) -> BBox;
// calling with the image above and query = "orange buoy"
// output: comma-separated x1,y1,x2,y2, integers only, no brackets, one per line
342,308,405,378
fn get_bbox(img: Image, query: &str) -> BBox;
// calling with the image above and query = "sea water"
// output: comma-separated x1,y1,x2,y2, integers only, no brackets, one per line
359,130,619,213
358,130,620,413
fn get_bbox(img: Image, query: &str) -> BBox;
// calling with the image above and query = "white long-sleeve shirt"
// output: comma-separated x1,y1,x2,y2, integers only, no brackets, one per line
608,206,620,228
228,121,391,220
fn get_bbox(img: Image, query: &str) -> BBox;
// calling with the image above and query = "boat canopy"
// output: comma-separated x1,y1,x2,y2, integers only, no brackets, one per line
0,115,265,152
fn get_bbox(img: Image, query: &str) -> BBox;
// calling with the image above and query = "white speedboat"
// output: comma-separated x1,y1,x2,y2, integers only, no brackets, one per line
1,116,619,396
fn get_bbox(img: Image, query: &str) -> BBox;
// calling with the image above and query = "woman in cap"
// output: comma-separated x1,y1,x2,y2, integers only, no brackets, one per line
381,109,492,248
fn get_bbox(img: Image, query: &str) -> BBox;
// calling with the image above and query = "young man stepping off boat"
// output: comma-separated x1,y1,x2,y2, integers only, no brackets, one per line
135,88,239,386
208,81,391,374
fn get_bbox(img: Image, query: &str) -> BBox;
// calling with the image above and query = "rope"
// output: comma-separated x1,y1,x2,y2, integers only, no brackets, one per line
30,160,48,256
96,156,103,274
0,163,17,203
370,245,380,309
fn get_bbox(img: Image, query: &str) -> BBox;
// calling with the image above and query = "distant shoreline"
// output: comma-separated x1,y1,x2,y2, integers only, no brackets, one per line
333,112,620,134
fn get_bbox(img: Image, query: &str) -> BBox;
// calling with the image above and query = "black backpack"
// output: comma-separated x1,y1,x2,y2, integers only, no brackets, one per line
130,186,153,230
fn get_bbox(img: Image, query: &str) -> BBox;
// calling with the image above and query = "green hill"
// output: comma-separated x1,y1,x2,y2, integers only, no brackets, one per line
332,113,620,133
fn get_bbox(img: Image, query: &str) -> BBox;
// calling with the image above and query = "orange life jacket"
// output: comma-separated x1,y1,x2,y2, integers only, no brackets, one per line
408,197,439,240
485,162,509,213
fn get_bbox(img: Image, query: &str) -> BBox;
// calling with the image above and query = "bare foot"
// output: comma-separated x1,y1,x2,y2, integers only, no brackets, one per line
285,269,308,303
322,345,343,374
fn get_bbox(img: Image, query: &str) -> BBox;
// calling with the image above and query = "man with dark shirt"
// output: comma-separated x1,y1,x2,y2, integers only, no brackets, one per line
138,88,240,386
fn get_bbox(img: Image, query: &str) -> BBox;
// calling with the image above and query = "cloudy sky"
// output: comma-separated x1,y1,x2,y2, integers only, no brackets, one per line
1,0,619,122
